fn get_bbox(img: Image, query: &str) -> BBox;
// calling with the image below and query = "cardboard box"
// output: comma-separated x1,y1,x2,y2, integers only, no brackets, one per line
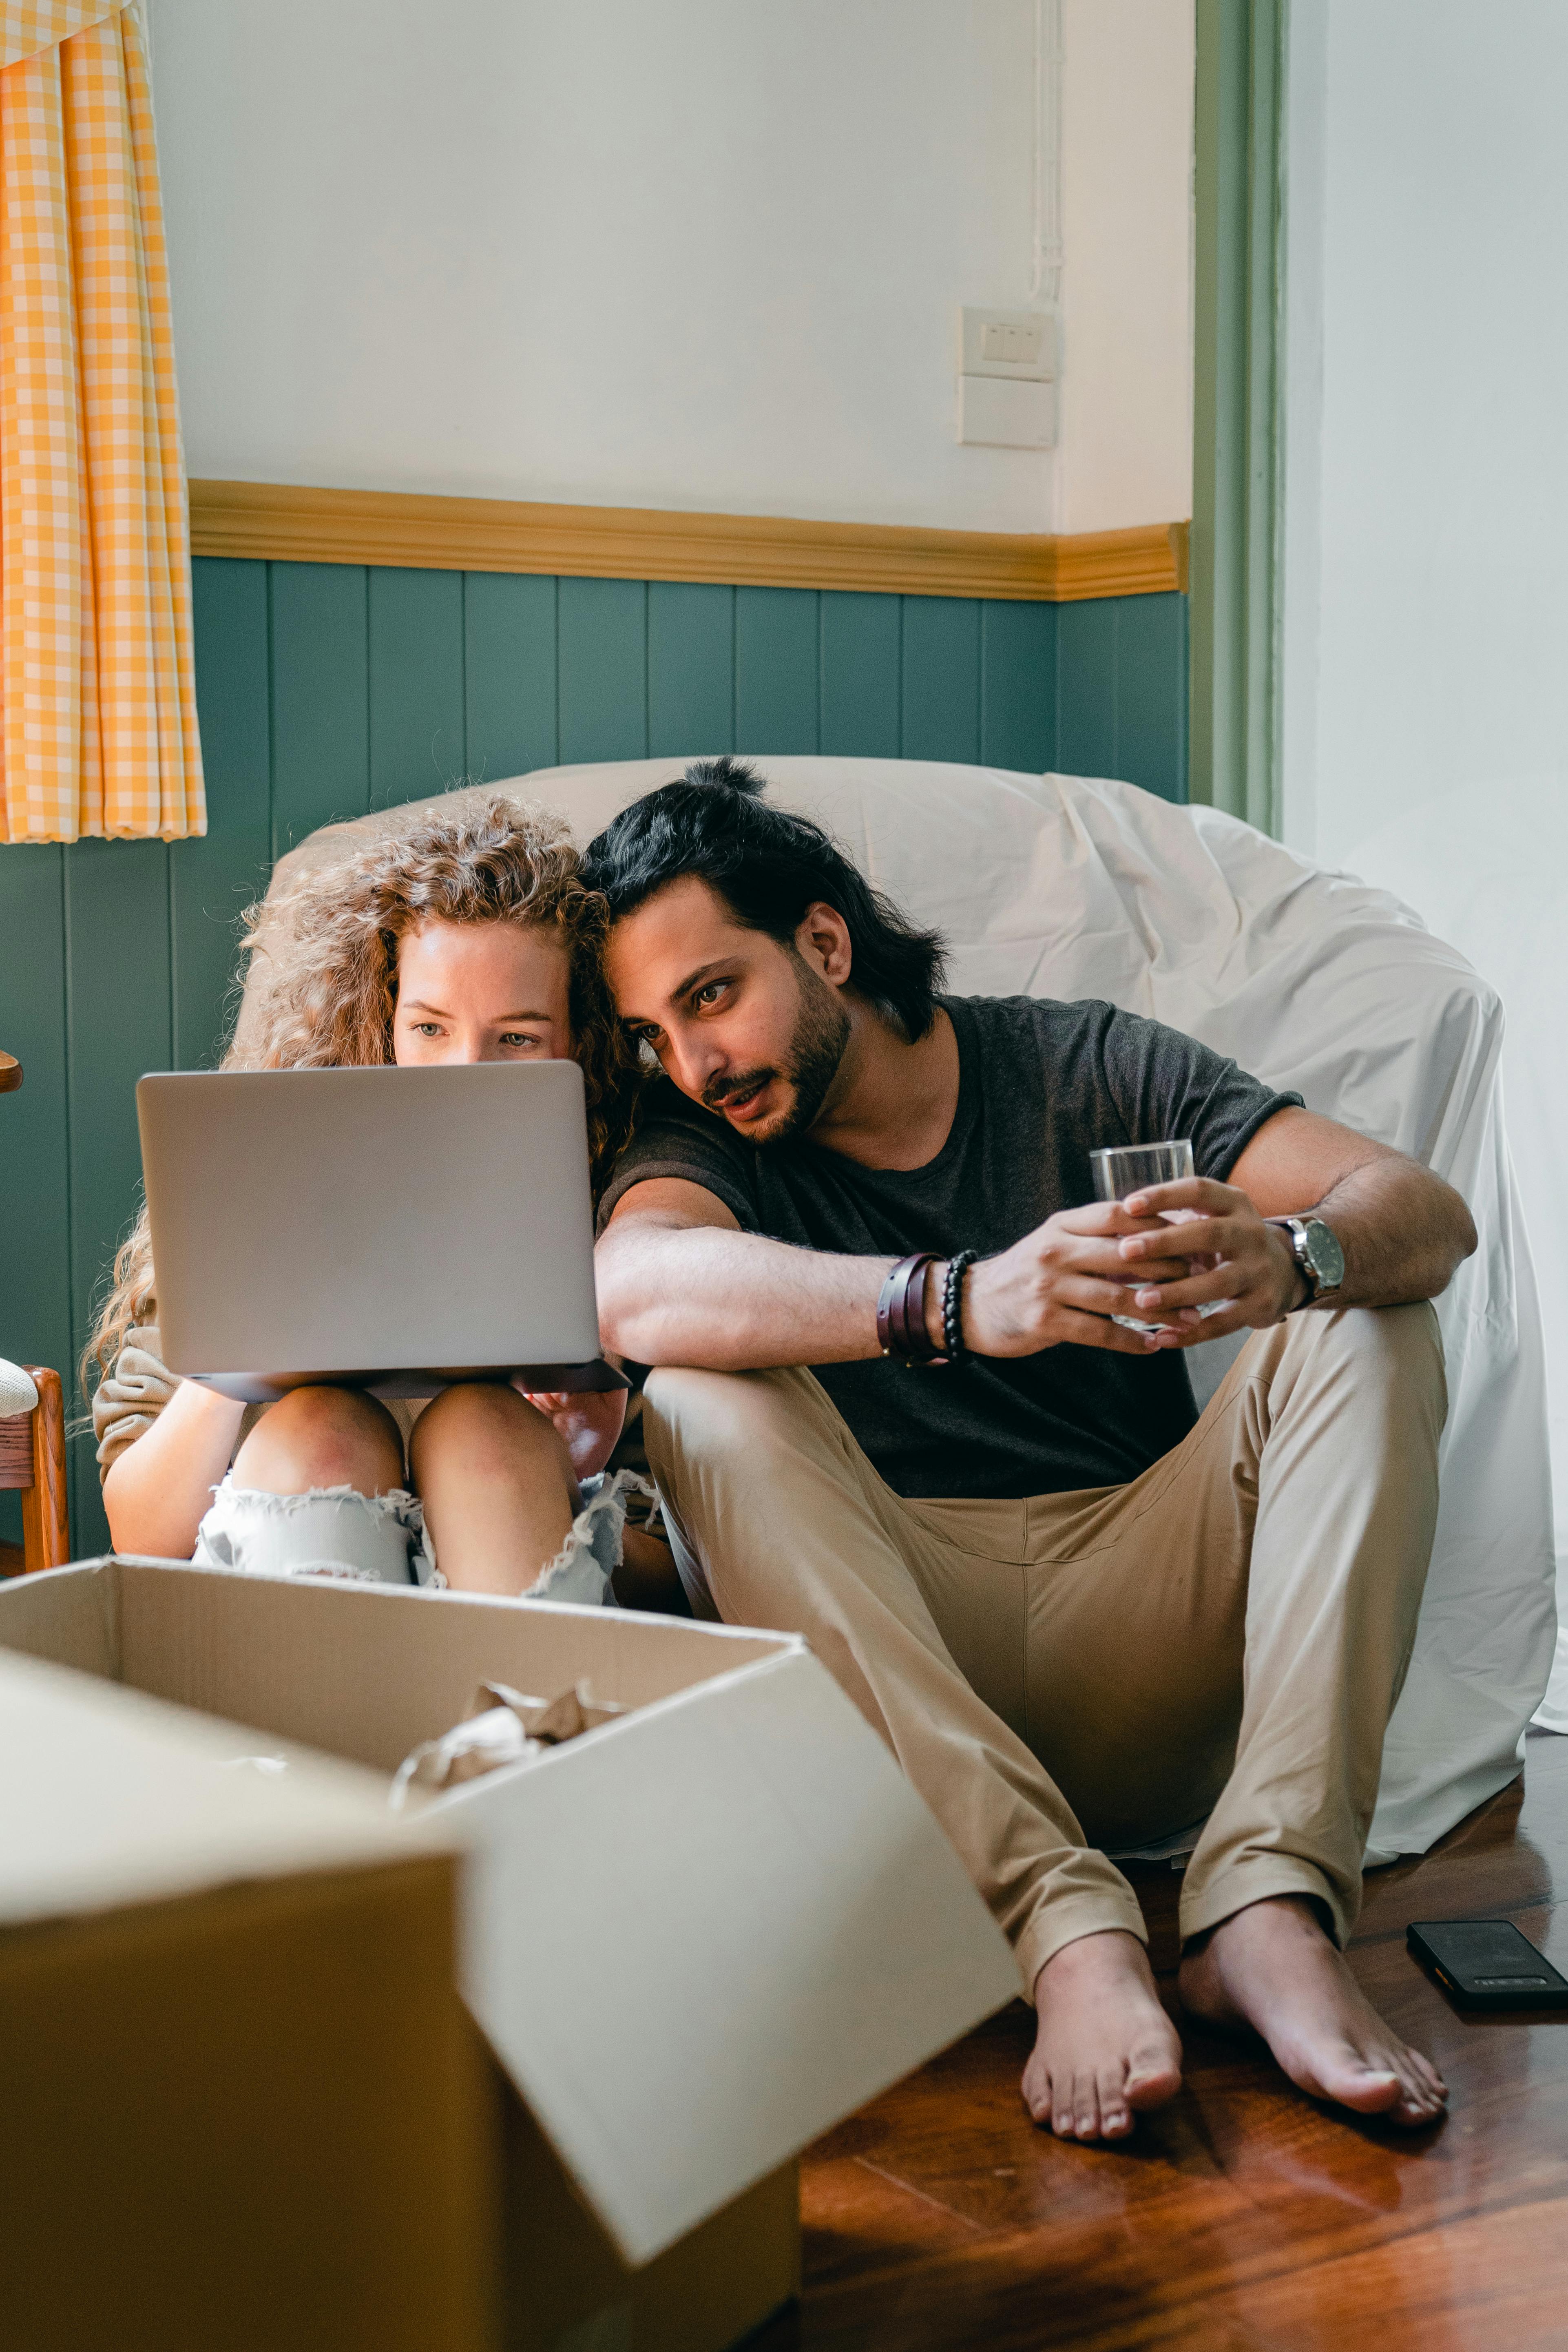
0,1558,1019,2352
0,1645,494,2352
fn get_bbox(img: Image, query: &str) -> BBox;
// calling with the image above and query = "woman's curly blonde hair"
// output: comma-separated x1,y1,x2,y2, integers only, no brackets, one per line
84,794,641,1394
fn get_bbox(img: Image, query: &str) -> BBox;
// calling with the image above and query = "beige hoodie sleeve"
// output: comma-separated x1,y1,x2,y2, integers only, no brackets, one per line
92,1325,181,1480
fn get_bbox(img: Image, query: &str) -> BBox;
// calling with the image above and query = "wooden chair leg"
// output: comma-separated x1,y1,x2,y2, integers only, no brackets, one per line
21,1368,69,1573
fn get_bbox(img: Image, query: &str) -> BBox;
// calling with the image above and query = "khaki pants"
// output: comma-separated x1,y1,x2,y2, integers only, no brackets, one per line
643,1304,1445,1996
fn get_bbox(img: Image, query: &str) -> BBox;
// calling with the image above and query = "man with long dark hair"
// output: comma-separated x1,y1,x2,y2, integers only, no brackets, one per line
584,759,1474,2143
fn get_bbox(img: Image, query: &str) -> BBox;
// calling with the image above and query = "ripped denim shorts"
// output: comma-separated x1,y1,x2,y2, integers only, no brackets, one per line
192,1467,649,1607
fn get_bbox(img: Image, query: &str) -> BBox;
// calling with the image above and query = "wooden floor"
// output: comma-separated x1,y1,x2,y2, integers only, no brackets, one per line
761,1729,1568,2352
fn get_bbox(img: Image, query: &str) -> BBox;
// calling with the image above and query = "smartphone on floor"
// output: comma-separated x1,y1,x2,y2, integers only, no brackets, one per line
1407,1918,1568,2011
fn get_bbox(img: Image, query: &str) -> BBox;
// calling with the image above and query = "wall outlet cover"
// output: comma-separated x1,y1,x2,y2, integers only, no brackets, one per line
955,375,1056,449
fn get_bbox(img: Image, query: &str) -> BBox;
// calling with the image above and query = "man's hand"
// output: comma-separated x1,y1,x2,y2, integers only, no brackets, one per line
514,1383,628,1480
1113,1177,1303,1345
961,1181,1303,1359
961,1200,1245,1359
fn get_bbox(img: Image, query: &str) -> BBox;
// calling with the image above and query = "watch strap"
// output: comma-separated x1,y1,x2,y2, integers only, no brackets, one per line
1268,1215,1339,1310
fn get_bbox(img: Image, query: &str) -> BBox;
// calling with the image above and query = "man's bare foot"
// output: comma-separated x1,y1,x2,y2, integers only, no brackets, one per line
1178,1894,1447,2127
1022,1929,1183,2142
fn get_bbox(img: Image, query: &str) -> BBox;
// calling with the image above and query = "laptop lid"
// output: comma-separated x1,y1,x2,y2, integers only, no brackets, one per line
137,1065,619,1399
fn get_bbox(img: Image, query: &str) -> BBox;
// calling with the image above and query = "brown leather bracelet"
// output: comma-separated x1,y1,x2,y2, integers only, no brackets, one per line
876,1257,912,1355
891,1255,930,1357
877,1252,945,1365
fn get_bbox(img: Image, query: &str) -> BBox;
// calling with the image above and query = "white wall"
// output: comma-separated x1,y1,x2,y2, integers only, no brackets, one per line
1278,1,1568,1704
1058,0,1194,533
149,0,1192,535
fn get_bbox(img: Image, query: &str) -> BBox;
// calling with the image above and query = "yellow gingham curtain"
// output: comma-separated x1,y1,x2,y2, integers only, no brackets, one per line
0,0,203,842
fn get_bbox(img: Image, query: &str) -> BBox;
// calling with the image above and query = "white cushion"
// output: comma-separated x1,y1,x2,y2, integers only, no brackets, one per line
274,755,1560,1860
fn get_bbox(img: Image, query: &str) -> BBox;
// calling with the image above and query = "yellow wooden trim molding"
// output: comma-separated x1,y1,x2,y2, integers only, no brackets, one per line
188,480,1190,604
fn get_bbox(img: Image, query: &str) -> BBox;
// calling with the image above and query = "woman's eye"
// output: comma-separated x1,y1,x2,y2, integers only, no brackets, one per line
413,1022,441,1037
500,1032,541,1049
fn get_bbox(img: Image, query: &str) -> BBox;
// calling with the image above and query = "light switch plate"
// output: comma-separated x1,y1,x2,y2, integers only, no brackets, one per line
956,306,1059,382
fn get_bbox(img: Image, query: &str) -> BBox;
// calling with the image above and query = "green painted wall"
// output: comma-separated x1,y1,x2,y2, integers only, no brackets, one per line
0,557,1186,1556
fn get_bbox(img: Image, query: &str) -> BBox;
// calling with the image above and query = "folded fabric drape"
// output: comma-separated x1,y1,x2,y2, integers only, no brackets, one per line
0,0,203,841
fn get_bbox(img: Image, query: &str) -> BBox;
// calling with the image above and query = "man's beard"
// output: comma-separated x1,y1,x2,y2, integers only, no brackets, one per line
701,957,851,1145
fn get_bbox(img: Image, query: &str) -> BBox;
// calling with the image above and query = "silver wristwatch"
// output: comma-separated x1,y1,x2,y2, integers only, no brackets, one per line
1269,1215,1345,1308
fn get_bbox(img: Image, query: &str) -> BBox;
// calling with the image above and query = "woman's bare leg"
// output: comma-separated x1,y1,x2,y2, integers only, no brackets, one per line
234,1385,405,1497
409,1382,577,1595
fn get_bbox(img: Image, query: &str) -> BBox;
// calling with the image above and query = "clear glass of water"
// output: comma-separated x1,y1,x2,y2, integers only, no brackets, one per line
1089,1139,1227,1332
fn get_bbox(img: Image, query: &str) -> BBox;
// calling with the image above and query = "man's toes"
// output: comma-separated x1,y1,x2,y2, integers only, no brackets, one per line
1097,2063,1134,2139
1409,2051,1449,2104
1390,2053,1448,2124
1126,2048,1182,2112
1071,2073,1104,2140
1020,2057,1053,2126
1054,2070,1085,2137
1308,2041,1404,2115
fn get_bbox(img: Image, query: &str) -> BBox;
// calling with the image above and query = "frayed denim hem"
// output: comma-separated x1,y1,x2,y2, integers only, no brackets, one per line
524,1469,654,1607
193,1467,652,1602
194,1476,441,1588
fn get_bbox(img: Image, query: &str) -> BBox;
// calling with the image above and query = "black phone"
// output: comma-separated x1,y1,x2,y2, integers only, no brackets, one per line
1407,1918,1568,2011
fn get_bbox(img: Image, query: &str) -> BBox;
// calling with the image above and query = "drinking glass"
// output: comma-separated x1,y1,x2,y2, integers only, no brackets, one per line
1089,1138,1227,1332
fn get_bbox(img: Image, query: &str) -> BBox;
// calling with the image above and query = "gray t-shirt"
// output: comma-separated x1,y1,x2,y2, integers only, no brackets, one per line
600,995,1300,1500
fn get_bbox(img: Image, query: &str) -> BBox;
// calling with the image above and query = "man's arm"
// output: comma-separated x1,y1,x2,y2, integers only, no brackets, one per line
598,1107,1477,1372
597,1178,1192,1368
1112,1106,1477,1340
598,1179,898,1369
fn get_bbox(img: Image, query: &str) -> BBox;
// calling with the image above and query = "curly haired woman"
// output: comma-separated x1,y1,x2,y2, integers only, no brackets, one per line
87,794,662,1603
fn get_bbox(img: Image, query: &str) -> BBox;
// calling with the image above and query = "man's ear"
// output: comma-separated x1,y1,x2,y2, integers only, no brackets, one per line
796,901,853,986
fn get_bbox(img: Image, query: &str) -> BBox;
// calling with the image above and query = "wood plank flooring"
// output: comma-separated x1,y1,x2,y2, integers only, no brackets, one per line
763,1729,1568,2351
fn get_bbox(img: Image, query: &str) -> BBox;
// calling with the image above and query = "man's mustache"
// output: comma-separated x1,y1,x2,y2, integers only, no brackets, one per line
702,1066,776,1112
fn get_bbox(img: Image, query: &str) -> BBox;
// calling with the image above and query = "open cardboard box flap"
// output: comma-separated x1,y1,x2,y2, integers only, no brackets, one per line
0,1640,420,1929
0,1558,1019,2267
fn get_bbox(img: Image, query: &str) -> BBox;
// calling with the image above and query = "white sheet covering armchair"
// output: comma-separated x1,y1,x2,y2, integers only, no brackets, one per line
268,756,1559,1863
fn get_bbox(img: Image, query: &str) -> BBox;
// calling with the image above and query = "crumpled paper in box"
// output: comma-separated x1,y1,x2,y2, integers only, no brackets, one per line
390,1679,626,1810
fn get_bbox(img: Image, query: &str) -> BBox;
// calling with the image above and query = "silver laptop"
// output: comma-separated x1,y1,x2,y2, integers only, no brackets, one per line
137,1064,626,1403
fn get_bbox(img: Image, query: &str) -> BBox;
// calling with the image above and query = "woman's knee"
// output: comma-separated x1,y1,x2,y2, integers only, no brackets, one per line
234,1385,405,1498
409,1381,570,1488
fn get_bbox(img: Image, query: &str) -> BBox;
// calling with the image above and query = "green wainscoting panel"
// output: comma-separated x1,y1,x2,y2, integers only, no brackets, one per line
981,601,1056,776
464,572,558,783
269,561,370,854
736,586,819,754
0,551,1185,1567
1057,594,1190,807
559,577,648,766
174,559,272,1070
1115,594,1190,809
368,567,467,810
820,592,901,758
902,598,982,766
0,847,71,1549
647,581,734,761
1057,597,1120,781
65,839,175,1556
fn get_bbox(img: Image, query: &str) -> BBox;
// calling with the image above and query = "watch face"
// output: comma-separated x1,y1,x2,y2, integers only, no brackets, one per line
1303,1218,1345,1291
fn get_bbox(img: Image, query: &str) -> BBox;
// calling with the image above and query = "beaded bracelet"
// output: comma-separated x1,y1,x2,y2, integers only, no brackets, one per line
942,1250,977,1367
